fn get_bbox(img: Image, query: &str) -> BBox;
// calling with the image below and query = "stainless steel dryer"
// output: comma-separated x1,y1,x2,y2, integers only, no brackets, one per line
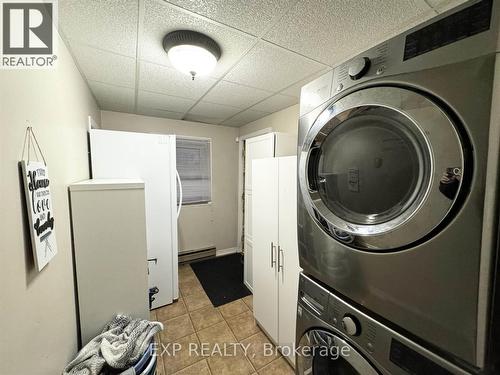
296,273,470,375
297,0,500,371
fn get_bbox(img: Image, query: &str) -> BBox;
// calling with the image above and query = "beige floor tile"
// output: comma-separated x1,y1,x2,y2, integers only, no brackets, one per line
157,299,188,322
161,333,202,375
156,349,166,375
179,265,196,279
226,310,260,341
180,277,205,297
196,321,236,350
242,295,253,311
179,271,198,284
218,299,249,319
240,332,280,370
206,346,255,375
161,314,195,343
190,305,224,331
150,309,158,321
257,357,294,375
179,264,195,275
184,289,212,312
171,358,211,375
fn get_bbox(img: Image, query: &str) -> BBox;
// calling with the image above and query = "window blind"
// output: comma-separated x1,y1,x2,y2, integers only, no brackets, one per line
176,137,211,204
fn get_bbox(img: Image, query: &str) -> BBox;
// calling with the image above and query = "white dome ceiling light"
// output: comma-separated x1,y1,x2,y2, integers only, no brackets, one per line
163,30,222,80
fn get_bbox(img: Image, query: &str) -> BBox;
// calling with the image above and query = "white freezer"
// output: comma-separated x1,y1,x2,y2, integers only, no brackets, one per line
89,129,179,308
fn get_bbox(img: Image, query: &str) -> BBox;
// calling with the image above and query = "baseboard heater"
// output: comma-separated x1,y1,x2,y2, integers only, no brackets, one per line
179,246,216,263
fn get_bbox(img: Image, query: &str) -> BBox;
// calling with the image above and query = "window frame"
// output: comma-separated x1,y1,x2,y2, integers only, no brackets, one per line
176,135,213,206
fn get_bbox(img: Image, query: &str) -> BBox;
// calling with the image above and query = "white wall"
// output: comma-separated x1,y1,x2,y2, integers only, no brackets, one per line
100,111,240,253
239,104,300,138
0,36,100,374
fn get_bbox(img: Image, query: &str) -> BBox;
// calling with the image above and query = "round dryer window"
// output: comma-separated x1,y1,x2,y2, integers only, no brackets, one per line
298,86,468,250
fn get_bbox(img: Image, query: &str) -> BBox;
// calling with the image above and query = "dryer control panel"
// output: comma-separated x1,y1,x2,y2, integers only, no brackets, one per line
299,0,497,118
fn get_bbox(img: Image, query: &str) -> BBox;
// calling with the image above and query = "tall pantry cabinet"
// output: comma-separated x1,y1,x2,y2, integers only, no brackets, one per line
252,156,301,365
243,132,296,291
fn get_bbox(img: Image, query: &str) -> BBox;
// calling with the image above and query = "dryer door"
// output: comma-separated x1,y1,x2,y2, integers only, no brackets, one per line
298,86,467,250
296,329,379,375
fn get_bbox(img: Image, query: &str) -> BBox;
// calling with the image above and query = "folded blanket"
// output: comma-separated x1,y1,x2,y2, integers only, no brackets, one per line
63,315,163,375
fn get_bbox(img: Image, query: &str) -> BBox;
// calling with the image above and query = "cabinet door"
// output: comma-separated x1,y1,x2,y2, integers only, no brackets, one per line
243,191,252,288
243,237,253,290
244,133,275,289
278,156,301,364
252,158,279,342
244,133,275,192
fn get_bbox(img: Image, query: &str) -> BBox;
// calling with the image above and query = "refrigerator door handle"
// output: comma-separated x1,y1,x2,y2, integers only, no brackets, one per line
176,170,183,219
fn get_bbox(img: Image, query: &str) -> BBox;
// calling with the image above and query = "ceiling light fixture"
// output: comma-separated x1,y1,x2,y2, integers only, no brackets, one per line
163,30,221,80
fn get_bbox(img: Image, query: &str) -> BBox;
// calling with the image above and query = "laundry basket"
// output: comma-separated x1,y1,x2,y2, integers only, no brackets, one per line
139,354,157,375
133,342,156,374
105,341,156,375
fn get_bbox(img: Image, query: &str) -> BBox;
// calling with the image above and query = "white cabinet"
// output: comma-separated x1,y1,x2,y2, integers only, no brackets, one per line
277,157,301,360
252,156,301,365
69,179,149,346
244,132,296,291
252,158,279,340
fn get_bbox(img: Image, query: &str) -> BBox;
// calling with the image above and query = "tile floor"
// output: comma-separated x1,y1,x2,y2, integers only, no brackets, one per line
150,263,295,375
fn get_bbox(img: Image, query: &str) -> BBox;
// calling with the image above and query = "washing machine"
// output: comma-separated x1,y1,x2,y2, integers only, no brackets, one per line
297,0,500,371
296,273,470,375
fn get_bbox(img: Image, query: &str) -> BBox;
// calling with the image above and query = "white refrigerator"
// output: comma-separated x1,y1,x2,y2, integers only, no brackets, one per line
89,129,180,308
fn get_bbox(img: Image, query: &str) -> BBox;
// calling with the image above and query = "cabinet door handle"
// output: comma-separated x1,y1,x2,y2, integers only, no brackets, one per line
271,242,276,268
278,246,284,272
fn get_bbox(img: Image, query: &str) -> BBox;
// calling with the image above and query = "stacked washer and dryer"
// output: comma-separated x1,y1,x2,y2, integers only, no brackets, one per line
295,0,500,374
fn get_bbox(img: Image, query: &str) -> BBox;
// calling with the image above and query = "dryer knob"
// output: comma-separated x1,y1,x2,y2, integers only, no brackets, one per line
342,315,361,336
348,57,371,80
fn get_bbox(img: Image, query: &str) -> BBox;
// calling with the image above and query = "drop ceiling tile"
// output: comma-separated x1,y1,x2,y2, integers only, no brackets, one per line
138,90,196,113
222,109,270,127
425,0,468,13
264,0,432,66
137,107,185,120
219,118,245,127
59,0,138,57
189,101,242,119
98,102,136,114
183,114,225,125
164,0,296,36
281,69,332,98
139,61,217,100
141,0,256,78
224,42,327,92
70,44,136,88
281,79,310,98
251,94,297,113
88,81,135,112
202,81,272,109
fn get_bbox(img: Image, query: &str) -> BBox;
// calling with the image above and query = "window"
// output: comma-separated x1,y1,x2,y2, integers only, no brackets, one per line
176,137,211,204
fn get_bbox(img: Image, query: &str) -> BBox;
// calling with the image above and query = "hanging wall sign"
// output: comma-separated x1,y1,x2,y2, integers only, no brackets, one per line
21,160,57,271
21,127,57,271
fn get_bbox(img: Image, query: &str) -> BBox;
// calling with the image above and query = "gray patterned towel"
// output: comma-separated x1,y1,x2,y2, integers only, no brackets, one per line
63,315,163,375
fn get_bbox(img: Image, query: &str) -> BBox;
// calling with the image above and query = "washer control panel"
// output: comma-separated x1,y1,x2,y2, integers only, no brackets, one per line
298,274,469,375
342,315,361,336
